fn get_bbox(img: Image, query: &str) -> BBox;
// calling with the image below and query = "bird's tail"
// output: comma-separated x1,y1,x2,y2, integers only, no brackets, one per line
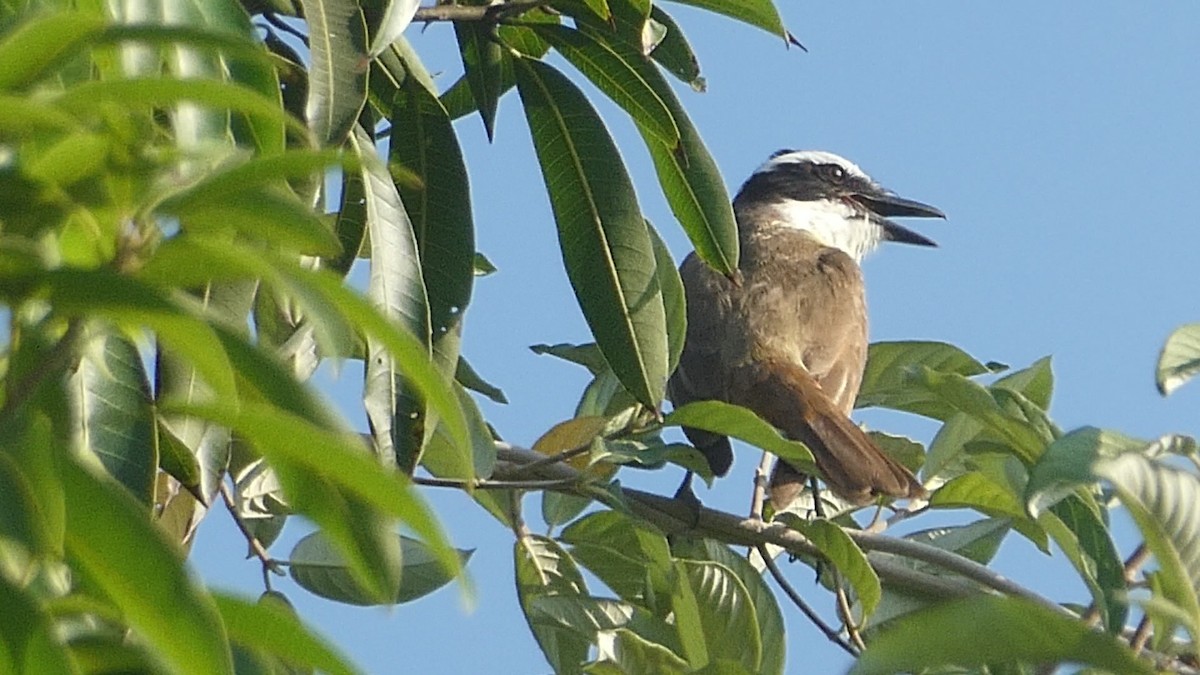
730,357,927,509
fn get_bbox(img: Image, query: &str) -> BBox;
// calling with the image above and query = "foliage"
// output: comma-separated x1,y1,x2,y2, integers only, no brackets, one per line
1,1,1198,673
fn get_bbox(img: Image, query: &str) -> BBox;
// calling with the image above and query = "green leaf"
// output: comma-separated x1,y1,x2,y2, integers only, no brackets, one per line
674,560,761,672
561,510,673,607
782,518,881,619
1041,496,1128,635
0,12,105,91
61,456,233,675
213,592,359,675
904,518,1010,567
516,535,590,675
389,72,475,346
68,327,156,504
850,596,1153,675
909,367,1047,464
672,540,785,675
663,0,787,41
590,628,688,674
422,381,498,488
0,572,75,674
455,356,507,404
648,7,703,90
180,402,463,599
992,356,1053,410
515,57,668,408
351,125,433,473
647,221,686,377
856,341,990,418
1028,429,1200,638
531,342,608,375
454,21,503,140
1157,323,1200,396
330,169,368,276
154,419,202,494
367,0,420,57
664,401,815,470
287,532,471,605
301,0,368,144
534,24,679,146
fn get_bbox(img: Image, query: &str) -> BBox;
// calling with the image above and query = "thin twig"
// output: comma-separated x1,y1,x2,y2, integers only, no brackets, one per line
219,481,281,590
412,475,579,491
750,451,772,520
413,0,554,24
757,545,857,656
834,579,866,651
1130,613,1153,655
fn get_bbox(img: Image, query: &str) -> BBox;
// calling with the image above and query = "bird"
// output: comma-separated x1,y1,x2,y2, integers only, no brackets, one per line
668,150,942,509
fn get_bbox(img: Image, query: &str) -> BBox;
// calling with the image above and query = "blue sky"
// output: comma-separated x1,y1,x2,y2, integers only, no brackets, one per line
194,3,1200,672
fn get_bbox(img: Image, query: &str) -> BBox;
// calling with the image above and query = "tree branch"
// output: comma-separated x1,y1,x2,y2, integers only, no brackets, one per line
413,0,553,24
492,442,1069,612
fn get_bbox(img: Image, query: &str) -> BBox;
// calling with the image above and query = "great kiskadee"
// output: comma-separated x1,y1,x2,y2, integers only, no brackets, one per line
668,150,942,508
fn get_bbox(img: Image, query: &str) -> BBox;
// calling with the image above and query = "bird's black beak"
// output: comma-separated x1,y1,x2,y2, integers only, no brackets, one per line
853,192,944,247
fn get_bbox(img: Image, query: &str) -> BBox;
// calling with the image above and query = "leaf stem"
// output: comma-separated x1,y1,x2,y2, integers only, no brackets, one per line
219,481,283,590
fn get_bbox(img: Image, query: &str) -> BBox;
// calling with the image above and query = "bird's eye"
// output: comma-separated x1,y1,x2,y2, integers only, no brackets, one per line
820,164,846,182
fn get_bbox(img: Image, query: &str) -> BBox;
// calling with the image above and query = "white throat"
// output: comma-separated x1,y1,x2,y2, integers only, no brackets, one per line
767,198,883,263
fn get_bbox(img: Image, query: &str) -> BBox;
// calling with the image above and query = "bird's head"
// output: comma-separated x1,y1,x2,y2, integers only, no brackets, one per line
734,150,945,262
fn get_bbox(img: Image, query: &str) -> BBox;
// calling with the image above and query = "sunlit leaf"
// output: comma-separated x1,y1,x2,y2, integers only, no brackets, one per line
454,21,502,140
850,596,1152,675
514,57,668,408
367,0,420,57
664,401,815,470
0,12,105,91
1157,323,1200,396
516,535,590,674
301,0,368,144
856,341,989,418
561,510,673,607
673,560,761,672
648,6,703,90
663,0,787,41
213,592,359,675
0,573,74,674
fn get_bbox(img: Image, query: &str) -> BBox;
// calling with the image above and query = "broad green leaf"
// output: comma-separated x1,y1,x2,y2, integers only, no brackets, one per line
664,401,815,470
534,24,679,146
54,77,309,141
850,596,1153,675
590,628,688,674
0,12,105,91
287,532,472,605
213,592,359,675
1028,428,1200,636
330,169,368,276
455,356,507,404
180,402,464,599
301,0,368,144
529,595,678,650
904,518,1010,567
1157,323,1200,396
992,356,1053,410
672,540,785,675
516,535,590,675
351,125,433,473
856,341,989,417
422,382,506,524
367,0,420,57
648,6,703,90
674,560,761,672
61,456,232,675
780,517,881,620
515,57,668,408
0,572,75,675
68,327,156,504
454,21,503,140
0,453,52,559
561,510,673,607
867,431,924,473
648,221,686,376
1041,496,1127,634
531,342,608,375
663,0,787,41
909,367,1047,464
154,419,202,494
389,72,475,347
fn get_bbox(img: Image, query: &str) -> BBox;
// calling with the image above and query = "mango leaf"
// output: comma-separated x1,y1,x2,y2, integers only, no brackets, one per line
454,21,503,140
648,6,703,90
647,221,686,376
672,539,785,675
663,0,787,42
389,72,475,348
213,592,359,675
1157,323,1200,396
287,531,472,605
673,560,761,672
367,0,419,56
301,0,368,144
856,341,989,418
850,596,1152,675
516,535,590,675
455,356,507,404
515,57,668,408
61,457,232,675
664,401,815,470
533,24,679,146
1027,428,1200,638
531,342,608,375
68,327,156,505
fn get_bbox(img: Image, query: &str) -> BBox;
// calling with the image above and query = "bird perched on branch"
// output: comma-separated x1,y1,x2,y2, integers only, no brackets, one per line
668,150,941,508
